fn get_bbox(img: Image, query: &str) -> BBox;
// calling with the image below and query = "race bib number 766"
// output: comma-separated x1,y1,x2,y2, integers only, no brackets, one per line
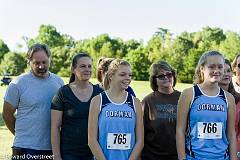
197,122,223,139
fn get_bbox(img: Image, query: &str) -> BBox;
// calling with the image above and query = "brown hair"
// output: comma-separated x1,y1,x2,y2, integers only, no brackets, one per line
193,51,224,84
149,60,177,91
27,43,51,63
231,53,240,75
103,59,131,90
69,53,92,83
96,57,114,82
224,59,240,103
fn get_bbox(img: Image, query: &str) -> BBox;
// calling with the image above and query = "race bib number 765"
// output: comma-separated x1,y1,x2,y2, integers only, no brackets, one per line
107,133,131,150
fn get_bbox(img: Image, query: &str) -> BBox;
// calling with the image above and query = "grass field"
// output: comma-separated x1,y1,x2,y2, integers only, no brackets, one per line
0,77,191,159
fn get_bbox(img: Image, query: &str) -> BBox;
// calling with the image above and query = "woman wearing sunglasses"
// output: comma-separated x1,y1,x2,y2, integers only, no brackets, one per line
141,61,181,160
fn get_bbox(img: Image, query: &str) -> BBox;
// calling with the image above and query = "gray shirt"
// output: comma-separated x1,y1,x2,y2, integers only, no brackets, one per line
4,72,64,150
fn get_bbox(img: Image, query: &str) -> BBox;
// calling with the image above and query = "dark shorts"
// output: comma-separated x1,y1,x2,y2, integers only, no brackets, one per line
12,147,53,160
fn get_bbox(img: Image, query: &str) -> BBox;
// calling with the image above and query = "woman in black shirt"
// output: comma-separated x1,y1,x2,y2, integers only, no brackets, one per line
51,53,103,160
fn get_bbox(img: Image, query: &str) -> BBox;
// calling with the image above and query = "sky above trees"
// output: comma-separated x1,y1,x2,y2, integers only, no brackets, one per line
0,0,240,50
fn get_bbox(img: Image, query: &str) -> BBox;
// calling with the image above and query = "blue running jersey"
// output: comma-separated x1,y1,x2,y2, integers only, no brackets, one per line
98,91,136,160
186,85,229,160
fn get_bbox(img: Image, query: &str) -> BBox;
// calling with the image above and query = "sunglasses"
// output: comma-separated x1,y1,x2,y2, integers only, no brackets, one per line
238,63,240,68
155,72,173,80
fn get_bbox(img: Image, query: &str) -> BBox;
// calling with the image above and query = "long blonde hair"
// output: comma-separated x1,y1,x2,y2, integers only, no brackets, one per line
103,59,131,90
193,50,224,84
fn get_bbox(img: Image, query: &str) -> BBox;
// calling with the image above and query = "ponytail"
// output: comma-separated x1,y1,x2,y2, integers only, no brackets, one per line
103,72,111,90
69,73,75,83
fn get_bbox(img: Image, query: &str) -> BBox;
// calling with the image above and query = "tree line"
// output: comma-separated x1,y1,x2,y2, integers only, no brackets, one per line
0,24,240,83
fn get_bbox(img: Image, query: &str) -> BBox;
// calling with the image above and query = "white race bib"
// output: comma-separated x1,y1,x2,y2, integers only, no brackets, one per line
197,122,222,139
107,133,131,150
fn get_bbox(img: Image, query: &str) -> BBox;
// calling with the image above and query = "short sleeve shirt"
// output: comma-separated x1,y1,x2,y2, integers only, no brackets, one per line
4,72,64,150
51,84,103,156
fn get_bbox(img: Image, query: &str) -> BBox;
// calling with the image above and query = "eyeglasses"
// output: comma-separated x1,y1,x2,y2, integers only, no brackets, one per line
155,73,173,80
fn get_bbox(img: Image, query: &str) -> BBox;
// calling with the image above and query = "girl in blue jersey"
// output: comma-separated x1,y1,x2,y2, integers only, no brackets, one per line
88,59,144,160
96,57,136,97
176,51,237,160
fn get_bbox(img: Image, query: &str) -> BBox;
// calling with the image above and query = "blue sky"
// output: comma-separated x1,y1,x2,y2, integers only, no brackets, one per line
0,0,240,50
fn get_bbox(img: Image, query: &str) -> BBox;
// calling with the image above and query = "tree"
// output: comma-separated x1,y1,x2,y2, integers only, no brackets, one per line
0,39,10,62
178,48,203,83
193,26,226,50
74,34,129,77
167,32,194,79
0,52,27,75
50,47,74,74
146,28,172,63
62,34,76,48
219,31,240,61
124,46,151,80
146,35,164,62
154,28,170,40
26,24,65,48
124,39,141,52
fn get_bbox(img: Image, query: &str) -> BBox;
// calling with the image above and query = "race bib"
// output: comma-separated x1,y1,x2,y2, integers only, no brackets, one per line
197,122,222,139
107,133,131,150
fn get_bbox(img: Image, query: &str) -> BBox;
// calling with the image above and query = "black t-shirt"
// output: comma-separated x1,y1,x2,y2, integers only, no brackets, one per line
51,84,103,157
141,90,181,160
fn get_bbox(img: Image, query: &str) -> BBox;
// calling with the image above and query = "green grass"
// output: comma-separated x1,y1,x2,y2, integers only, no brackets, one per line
0,77,191,159
0,83,14,160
